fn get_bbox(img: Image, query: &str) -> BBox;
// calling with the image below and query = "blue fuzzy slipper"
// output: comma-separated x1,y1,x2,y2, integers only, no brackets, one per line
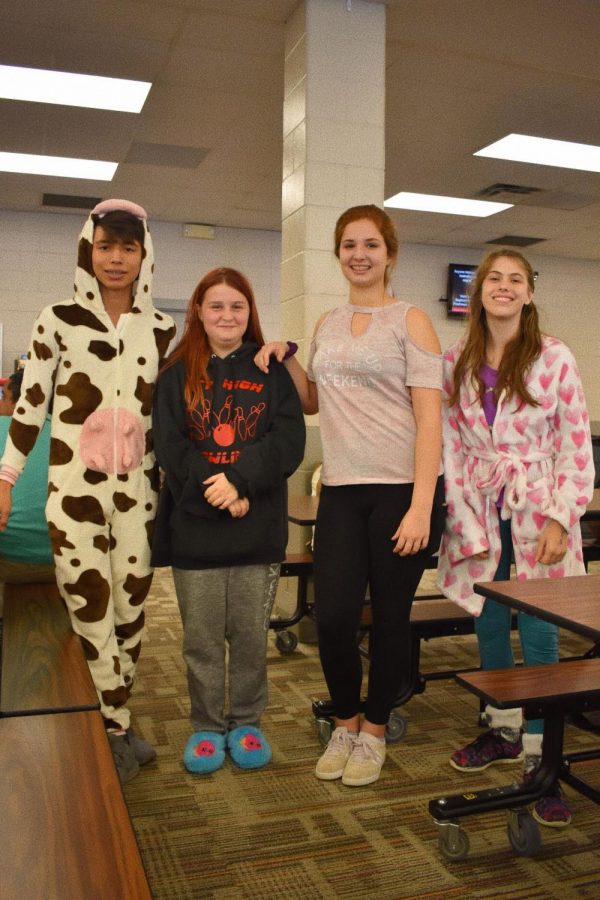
227,726,272,769
183,731,226,774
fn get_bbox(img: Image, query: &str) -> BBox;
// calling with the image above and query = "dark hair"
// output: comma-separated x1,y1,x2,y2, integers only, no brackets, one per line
160,267,265,412
91,209,145,247
7,369,23,403
448,249,542,408
334,204,399,285
78,209,146,277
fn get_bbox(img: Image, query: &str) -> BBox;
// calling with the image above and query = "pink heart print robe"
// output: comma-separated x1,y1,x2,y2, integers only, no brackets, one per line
437,335,595,615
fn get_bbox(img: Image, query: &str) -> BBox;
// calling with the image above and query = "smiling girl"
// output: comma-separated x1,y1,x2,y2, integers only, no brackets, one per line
151,267,305,775
256,205,445,786
437,249,594,827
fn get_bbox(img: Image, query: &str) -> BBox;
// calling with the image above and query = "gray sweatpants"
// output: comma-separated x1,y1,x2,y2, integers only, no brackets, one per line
173,563,280,733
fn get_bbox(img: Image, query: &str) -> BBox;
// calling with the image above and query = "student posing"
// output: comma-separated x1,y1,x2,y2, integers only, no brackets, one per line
152,267,305,774
437,249,594,827
256,205,445,786
0,199,176,783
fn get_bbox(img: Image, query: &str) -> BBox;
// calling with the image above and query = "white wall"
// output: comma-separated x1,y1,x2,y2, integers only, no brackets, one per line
0,210,282,376
1,209,599,418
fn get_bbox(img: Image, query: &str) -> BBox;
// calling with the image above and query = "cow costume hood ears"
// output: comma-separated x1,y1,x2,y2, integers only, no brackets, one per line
74,198,154,315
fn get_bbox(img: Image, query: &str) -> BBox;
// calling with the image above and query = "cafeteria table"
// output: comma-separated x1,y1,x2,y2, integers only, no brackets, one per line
429,573,600,859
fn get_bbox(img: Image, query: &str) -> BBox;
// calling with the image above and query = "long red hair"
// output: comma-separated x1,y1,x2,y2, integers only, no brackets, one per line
160,267,265,411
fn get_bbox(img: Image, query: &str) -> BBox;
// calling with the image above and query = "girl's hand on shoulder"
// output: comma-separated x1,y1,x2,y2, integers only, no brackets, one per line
228,497,250,518
391,507,430,556
254,341,289,374
536,519,568,566
203,472,239,509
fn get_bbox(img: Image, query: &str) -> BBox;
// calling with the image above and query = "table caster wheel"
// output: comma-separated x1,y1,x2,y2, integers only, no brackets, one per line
275,630,298,653
385,712,407,743
438,823,470,861
507,810,541,856
315,717,333,746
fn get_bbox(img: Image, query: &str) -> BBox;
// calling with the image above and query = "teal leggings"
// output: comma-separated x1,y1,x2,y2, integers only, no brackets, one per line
474,515,558,734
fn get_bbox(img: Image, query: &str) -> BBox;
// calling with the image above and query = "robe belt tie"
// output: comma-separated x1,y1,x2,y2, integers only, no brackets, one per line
473,450,551,513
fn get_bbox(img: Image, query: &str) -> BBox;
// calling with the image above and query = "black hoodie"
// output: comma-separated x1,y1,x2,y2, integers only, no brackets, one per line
151,343,306,568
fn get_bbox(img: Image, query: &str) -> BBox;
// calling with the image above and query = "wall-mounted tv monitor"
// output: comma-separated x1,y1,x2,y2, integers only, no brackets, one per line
447,263,477,318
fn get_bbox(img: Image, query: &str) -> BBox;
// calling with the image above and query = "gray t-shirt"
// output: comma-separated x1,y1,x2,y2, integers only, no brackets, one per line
307,300,442,486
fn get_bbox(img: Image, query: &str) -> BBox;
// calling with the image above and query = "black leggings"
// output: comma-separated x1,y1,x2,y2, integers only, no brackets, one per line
314,478,445,724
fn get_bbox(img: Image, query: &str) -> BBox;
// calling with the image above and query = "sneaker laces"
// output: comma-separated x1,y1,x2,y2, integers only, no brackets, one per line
351,734,383,764
325,728,353,755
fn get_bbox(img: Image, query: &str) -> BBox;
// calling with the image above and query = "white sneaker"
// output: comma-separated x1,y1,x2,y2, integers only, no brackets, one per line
341,731,386,786
315,727,355,780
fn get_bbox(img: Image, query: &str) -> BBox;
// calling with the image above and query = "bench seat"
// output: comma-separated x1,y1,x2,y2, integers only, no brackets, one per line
279,551,314,578
357,596,474,636
457,657,600,717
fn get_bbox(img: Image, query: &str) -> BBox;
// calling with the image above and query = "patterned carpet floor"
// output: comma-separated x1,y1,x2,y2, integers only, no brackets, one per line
125,567,600,899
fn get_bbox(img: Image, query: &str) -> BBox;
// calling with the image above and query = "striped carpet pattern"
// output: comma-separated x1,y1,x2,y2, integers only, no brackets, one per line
125,567,600,899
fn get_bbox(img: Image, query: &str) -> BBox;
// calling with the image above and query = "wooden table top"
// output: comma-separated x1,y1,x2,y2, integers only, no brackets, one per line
475,573,600,642
0,710,151,899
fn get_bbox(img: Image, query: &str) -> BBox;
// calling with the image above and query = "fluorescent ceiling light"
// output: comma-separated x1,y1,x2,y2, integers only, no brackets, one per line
475,133,600,173
0,152,117,180
385,191,512,217
0,64,151,113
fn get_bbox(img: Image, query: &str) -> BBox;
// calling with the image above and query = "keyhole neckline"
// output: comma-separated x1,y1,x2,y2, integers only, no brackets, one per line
347,299,399,314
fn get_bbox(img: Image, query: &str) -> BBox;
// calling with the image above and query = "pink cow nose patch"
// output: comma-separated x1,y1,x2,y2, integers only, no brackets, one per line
80,408,145,474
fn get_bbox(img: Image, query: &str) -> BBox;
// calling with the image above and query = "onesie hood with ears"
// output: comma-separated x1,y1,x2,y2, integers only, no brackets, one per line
74,198,155,316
